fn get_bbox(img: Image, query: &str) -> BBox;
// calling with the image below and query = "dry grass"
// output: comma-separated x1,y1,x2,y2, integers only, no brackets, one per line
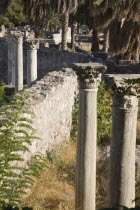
137,107,140,144
21,142,76,210
20,141,108,210
137,120,140,136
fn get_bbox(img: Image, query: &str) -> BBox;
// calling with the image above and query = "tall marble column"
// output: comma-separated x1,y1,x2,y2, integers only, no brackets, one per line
26,39,39,88
11,31,16,85
8,31,12,85
73,63,106,210
13,32,24,91
7,30,16,85
106,74,140,208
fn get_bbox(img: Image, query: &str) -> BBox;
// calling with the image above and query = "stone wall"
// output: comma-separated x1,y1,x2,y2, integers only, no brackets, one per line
36,49,89,79
20,68,77,164
0,41,89,83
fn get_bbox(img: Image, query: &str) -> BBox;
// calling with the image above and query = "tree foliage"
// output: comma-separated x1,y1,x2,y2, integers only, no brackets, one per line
41,9,61,31
74,0,86,25
86,0,140,58
22,0,51,37
0,0,33,27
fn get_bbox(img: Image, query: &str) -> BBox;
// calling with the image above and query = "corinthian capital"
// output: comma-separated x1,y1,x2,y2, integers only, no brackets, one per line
72,63,106,89
13,31,24,43
105,74,140,109
26,39,39,50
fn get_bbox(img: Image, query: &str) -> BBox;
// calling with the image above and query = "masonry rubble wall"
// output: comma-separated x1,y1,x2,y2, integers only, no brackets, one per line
19,68,77,164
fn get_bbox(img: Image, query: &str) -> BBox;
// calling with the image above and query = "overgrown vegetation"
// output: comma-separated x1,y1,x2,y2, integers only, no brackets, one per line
97,82,112,143
0,91,48,209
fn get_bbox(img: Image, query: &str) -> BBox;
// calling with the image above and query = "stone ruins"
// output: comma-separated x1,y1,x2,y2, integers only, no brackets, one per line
73,64,140,210
0,28,140,210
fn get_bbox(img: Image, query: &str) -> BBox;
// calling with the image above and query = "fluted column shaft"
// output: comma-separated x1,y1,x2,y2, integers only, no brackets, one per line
8,32,12,85
73,63,106,210
106,74,140,208
26,39,39,88
14,32,24,91
8,31,16,85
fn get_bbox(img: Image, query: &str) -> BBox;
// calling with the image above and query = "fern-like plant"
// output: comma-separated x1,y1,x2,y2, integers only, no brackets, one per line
0,92,48,209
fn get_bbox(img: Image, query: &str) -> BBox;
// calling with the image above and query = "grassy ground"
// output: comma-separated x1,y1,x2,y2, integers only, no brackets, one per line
21,143,109,210
21,142,76,210
20,140,109,210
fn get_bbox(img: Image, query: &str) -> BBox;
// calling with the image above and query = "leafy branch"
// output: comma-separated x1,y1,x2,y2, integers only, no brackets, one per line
0,92,48,209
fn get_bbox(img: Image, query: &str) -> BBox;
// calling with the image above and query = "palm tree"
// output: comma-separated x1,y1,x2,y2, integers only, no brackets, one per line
23,0,78,43
0,0,13,16
54,0,78,50
91,26,99,51
87,0,140,59
42,9,61,31
86,0,120,52
22,0,51,37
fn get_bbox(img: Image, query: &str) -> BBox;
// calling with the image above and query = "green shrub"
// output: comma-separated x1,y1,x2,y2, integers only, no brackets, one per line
97,82,112,143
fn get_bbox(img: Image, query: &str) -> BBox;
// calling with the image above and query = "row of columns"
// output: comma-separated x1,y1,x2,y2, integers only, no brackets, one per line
8,30,39,91
72,63,140,210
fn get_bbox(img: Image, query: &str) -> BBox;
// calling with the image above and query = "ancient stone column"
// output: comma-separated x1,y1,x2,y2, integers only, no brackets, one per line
26,39,39,88
11,31,16,85
13,32,24,91
73,63,106,210
103,29,109,53
7,30,16,85
7,31,13,85
105,74,140,208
